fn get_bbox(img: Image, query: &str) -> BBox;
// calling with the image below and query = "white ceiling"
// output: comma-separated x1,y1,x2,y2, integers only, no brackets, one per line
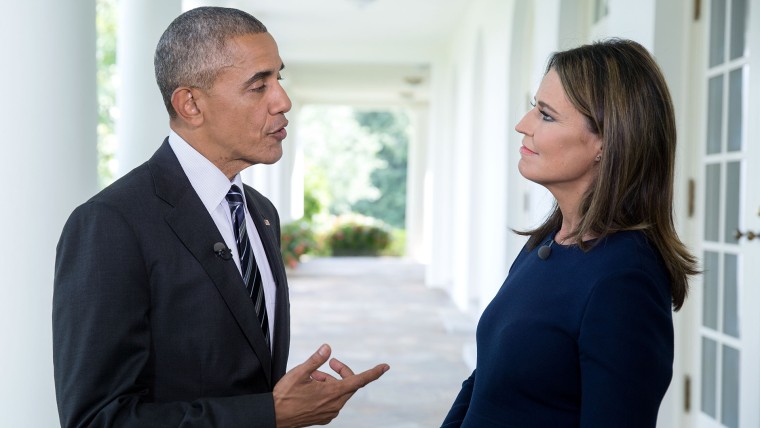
183,0,474,105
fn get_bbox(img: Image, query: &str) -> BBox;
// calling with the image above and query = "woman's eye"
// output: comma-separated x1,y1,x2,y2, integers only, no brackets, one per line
538,109,554,122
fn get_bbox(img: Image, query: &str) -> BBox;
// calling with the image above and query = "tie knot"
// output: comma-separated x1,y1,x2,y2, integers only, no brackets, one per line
226,185,245,206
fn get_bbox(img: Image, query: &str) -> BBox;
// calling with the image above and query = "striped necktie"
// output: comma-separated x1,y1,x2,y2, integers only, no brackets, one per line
226,185,270,348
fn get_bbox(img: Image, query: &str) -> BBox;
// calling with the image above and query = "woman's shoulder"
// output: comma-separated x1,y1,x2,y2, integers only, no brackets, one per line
587,230,671,301
593,230,662,268
565,230,670,299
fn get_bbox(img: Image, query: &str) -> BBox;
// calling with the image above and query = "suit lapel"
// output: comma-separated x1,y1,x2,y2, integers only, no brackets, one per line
148,141,273,386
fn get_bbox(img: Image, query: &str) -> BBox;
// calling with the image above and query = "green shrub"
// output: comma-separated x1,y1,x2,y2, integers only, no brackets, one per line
280,221,317,268
303,186,322,223
327,214,391,256
381,228,406,257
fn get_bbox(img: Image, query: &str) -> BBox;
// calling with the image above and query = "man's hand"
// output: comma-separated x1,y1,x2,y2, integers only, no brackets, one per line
273,344,390,427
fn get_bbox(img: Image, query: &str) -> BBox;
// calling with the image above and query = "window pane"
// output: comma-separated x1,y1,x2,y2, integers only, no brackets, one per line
727,68,743,152
701,337,718,417
710,0,727,66
721,345,740,428
703,251,720,329
723,253,739,337
730,0,748,60
724,161,741,243
705,163,721,241
707,75,724,155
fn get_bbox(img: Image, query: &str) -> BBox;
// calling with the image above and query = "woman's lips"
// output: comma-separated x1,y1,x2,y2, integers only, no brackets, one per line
520,145,537,156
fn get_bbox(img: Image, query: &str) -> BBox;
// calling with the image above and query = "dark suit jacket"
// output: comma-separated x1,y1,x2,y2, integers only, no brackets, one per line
53,140,290,427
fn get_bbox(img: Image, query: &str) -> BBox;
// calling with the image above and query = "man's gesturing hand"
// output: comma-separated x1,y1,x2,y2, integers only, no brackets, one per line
273,344,390,427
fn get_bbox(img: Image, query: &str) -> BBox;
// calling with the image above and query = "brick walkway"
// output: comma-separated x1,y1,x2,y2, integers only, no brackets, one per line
286,257,474,428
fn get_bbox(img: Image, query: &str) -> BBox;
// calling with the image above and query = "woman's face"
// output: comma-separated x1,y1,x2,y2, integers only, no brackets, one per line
515,69,602,197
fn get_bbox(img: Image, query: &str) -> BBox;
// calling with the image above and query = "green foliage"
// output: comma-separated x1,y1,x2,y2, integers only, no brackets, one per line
327,215,391,256
352,110,409,229
280,221,318,268
301,106,410,231
96,0,118,188
301,106,383,216
381,228,406,257
299,106,410,257
303,186,322,223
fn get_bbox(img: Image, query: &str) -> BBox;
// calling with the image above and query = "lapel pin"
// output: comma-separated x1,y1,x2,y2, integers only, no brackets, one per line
264,219,271,226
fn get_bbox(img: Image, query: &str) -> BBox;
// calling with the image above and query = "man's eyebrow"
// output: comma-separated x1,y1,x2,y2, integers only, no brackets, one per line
242,63,286,88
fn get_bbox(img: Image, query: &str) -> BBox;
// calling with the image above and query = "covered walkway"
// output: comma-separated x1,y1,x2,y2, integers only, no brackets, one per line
287,257,474,428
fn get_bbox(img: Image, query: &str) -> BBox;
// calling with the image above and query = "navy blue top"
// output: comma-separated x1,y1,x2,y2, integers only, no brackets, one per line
441,231,674,428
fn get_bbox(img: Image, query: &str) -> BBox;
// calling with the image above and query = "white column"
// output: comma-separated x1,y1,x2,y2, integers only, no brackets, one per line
288,102,305,222
473,0,513,314
116,0,181,176
449,32,481,312
0,1,98,426
405,105,428,261
425,58,456,292
449,61,476,311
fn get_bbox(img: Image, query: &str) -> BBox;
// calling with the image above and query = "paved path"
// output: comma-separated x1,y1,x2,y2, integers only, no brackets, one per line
286,257,474,428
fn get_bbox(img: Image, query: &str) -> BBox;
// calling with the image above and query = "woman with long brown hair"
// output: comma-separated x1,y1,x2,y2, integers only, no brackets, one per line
442,39,699,427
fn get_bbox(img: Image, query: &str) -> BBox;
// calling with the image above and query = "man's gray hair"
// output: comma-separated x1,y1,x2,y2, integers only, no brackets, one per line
154,7,267,118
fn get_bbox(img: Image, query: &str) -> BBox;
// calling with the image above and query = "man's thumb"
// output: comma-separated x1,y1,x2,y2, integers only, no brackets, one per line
303,343,331,372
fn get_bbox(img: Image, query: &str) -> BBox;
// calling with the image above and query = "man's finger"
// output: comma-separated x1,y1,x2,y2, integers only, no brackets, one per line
329,358,355,379
343,364,390,390
291,344,331,378
310,369,337,382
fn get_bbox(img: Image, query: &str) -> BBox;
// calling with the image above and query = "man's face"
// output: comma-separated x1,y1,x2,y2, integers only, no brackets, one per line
193,32,292,177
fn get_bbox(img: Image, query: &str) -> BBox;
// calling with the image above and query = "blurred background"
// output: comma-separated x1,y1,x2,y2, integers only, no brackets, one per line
1,0,759,426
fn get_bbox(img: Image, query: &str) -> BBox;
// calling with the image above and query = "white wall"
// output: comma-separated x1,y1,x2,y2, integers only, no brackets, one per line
590,0,656,45
425,0,516,314
0,1,98,426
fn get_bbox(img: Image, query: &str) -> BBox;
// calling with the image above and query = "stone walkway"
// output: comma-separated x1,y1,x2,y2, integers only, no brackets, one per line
286,257,474,428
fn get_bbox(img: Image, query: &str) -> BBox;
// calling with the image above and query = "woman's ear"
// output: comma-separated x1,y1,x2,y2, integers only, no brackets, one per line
171,87,203,126
592,134,603,162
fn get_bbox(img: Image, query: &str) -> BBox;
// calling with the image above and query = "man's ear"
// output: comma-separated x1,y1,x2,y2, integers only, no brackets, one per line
171,87,203,126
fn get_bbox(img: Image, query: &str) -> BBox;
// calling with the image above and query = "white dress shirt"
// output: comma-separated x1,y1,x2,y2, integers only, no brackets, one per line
168,130,276,348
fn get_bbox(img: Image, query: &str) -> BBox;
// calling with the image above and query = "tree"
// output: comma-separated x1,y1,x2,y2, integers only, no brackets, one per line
301,106,383,216
96,0,118,187
352,110,409,229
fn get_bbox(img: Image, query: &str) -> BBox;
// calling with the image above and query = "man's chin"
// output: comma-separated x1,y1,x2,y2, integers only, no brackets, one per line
252,149,283,166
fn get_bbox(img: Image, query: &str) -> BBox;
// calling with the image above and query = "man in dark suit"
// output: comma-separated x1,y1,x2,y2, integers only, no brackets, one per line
53,7,388,427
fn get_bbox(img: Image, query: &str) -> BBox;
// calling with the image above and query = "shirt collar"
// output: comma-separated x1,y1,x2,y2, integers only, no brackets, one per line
168,130,244,214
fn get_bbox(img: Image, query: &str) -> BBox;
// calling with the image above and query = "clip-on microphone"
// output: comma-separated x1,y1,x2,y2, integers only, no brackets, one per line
537,239,553,260
213,242,232,260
